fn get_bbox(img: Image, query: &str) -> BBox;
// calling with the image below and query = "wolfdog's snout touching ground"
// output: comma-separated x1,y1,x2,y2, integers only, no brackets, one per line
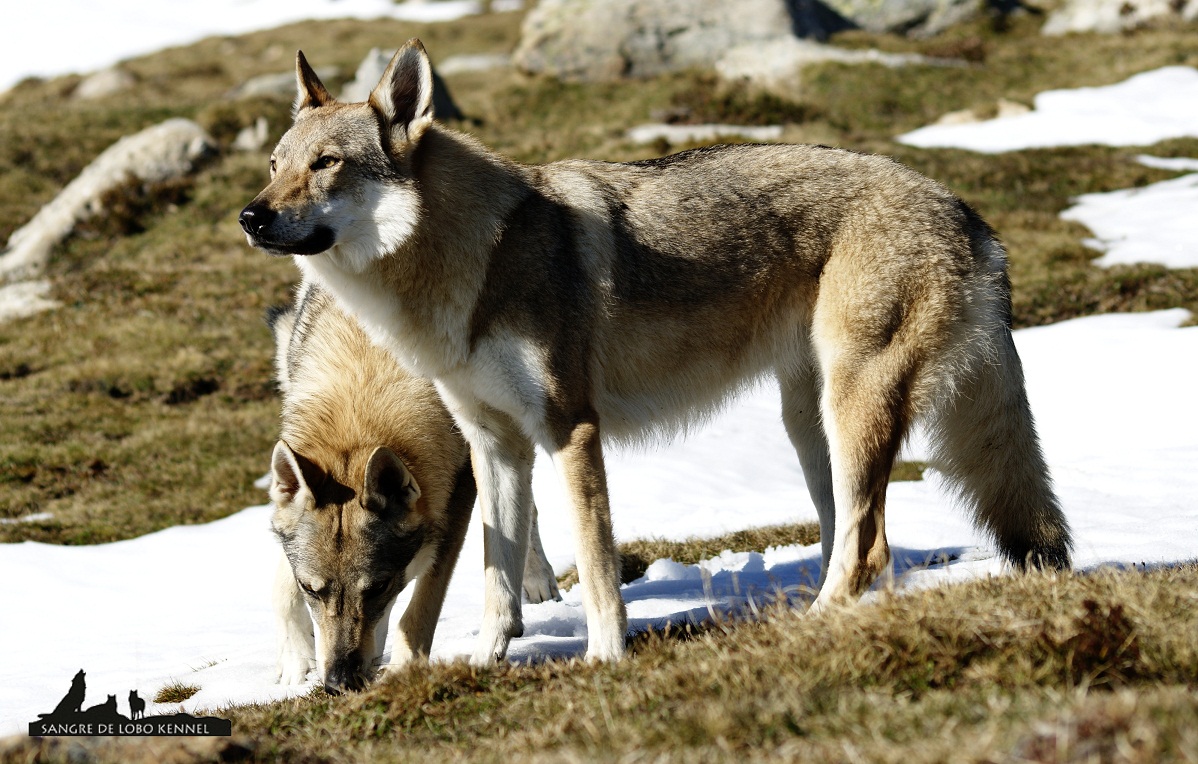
267,283,559,693
243,38,1072,667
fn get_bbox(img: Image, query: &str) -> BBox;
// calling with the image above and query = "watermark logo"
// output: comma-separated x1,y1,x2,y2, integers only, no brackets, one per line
28,669,231,737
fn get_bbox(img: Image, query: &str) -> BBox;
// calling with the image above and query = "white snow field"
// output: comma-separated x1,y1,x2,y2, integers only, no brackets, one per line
1058,156,1198,269
1,309,1196,735
0,0,508,93
897,66,1198,153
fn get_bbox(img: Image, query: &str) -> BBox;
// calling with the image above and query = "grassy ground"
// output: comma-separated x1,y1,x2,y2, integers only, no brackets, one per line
5,564,1198,762
1,8,1197,761
1,11,1196,541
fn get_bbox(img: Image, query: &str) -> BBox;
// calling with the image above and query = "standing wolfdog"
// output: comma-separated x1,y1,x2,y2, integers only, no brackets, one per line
268,281,559,692
242,39,1071,665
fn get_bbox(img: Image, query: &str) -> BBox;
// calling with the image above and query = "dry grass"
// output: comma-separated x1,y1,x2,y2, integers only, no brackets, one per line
8,564,1198,763
152,683,201,705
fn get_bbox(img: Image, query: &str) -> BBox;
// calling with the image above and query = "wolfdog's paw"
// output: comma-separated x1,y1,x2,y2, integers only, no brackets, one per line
522,543,561,604
522,570,561,604
470,623,519,667
585,629,627,663
276,652,315,685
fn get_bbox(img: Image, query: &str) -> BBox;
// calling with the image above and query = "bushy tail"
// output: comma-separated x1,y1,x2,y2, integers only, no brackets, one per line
926,311,1072,570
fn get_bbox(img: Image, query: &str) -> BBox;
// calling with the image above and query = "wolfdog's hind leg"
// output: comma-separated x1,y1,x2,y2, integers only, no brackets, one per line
779,363,835,589
523,503,561,603
809,353,911,614
273,551,315,684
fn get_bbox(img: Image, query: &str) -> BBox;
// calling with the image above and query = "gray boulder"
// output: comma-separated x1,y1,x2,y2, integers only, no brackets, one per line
513,0,996,82
0,118,216,284
437,53,511,76
1042,0,1197,34
231,67,339,100
0,280,59,324
513,0,813,81
74,67,136,100
232,117,271,152
716,37,936,100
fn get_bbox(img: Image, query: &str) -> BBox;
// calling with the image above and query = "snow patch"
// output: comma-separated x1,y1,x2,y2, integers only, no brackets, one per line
897,67,1198,153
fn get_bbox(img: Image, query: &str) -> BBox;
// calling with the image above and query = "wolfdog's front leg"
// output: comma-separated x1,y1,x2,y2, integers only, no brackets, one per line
388,463,475,671
461,407,535,666
273,552,315,684
551,417,627,661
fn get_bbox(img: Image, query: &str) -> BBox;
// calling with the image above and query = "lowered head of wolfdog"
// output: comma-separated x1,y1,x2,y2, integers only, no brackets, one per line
268,282,559,693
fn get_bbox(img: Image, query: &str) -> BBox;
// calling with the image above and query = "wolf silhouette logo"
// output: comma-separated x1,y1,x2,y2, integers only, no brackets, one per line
128,690,145,720
39,669,85,718
29,669,231,737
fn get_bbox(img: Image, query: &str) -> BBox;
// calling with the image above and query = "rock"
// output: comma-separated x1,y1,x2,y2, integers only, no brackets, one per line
0,118,216,284
437,53,511,75
820,0,999,36
232,117,270,152
0,280,59,323
1042,0,1197,34
232,67,339,100
513,0,823,82
716,37,938,100
932,97,1030,125
73,67,135,100
626,123,785,145
935,107,982,126
995,98,1031,118
339,48,463,120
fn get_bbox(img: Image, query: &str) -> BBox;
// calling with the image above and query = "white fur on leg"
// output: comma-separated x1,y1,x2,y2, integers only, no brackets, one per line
273,552,316,684
807,394,859,616
458,409,534,667
371,595,397,670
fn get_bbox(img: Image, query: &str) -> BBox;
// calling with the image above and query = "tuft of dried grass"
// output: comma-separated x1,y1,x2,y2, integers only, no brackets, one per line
153,682,200,704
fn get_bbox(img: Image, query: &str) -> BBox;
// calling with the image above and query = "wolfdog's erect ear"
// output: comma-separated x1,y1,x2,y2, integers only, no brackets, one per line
362,446,421,515
368,39,434,144
270,440,320,507
294,50,332,115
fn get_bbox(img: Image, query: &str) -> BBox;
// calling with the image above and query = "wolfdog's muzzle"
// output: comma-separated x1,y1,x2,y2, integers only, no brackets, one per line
239,203,336,256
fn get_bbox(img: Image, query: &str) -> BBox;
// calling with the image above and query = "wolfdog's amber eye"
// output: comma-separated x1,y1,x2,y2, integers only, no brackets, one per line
311,155,340,171
269,158,276,174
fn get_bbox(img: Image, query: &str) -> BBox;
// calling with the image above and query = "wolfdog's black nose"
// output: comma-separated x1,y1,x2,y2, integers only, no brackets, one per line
238,204,276,235
323,663,369,695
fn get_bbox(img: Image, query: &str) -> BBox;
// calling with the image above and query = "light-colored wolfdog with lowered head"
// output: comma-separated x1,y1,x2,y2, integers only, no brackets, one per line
243,39,1071,665
268,281,559,693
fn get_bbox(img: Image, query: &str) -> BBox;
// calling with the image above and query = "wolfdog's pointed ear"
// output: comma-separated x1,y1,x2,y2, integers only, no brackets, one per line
368,39,434,144
362,446,421,515
294,50,332,115
270,440,320,507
